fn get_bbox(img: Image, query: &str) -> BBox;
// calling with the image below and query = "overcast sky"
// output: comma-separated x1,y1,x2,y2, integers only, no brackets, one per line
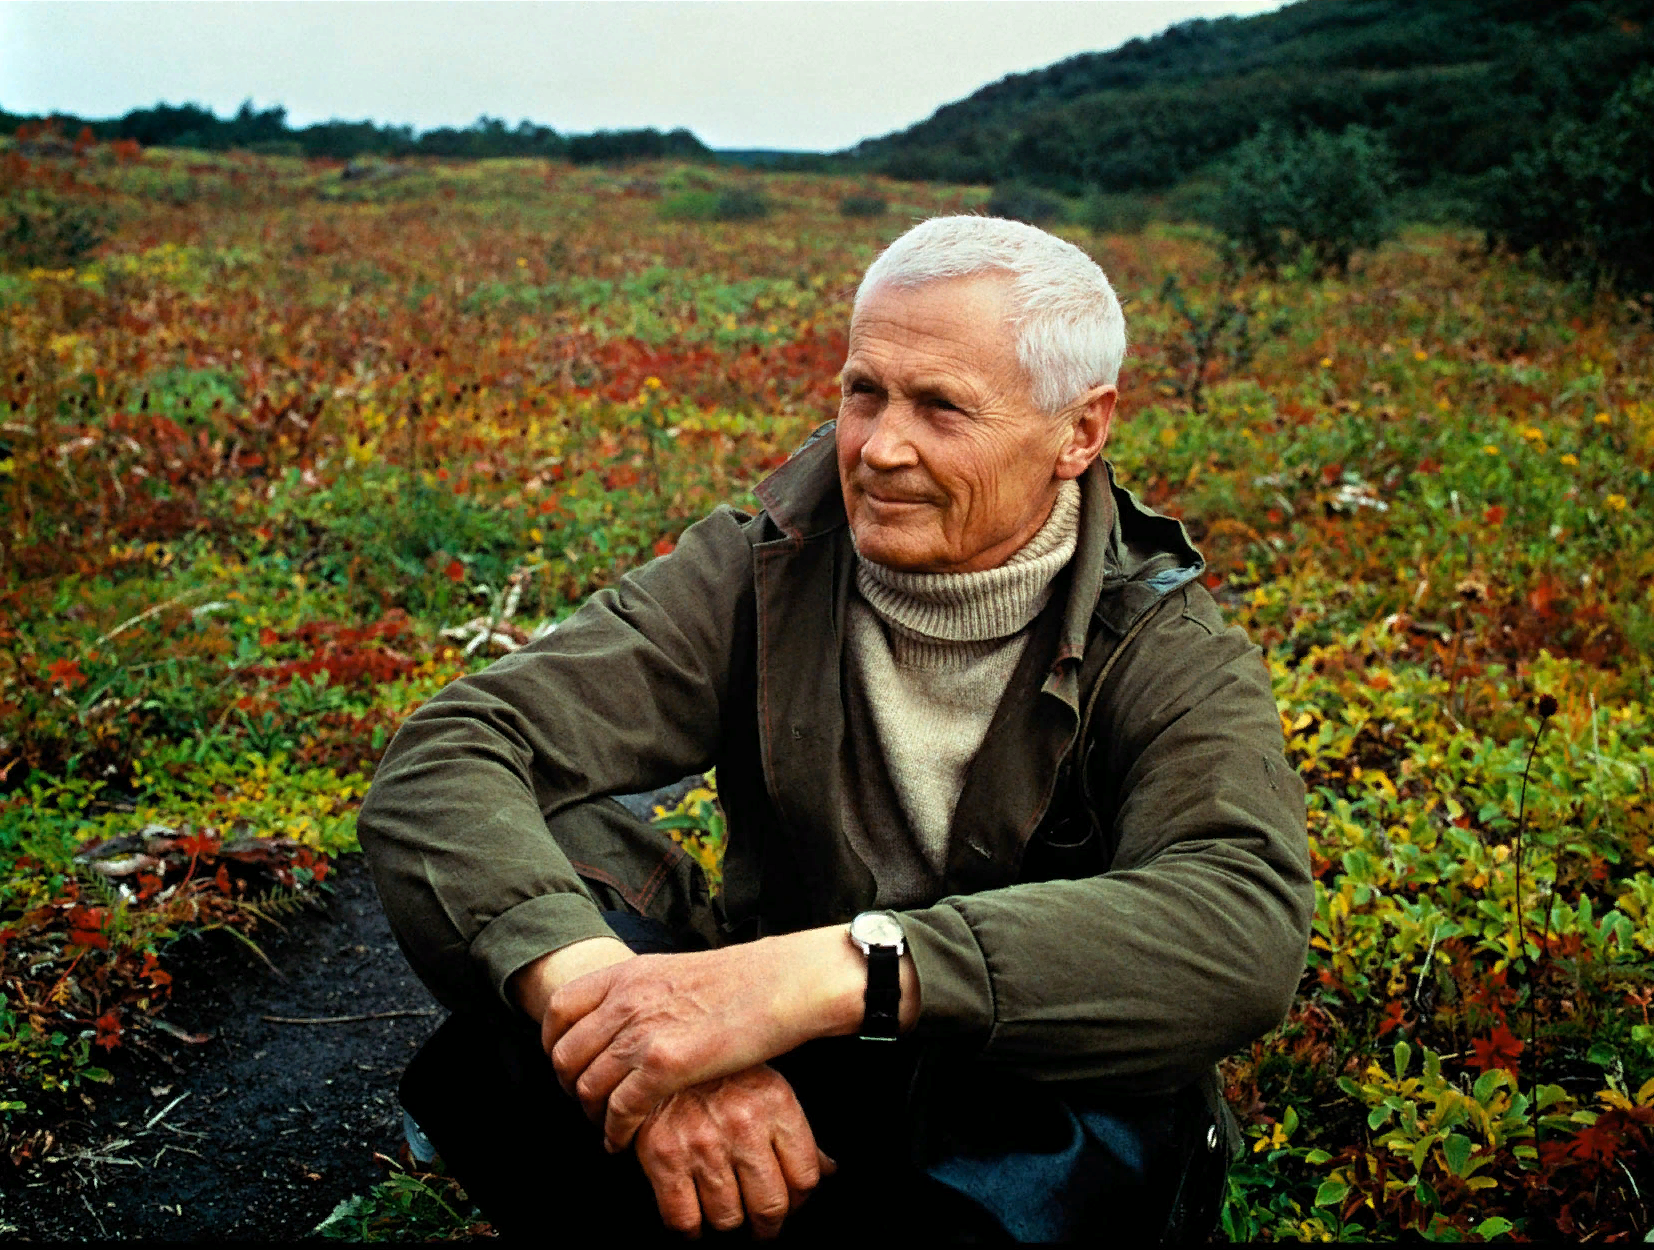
2,1,1288,151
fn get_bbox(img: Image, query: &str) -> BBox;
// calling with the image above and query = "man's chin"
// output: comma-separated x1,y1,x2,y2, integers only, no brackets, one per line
850,524,947,573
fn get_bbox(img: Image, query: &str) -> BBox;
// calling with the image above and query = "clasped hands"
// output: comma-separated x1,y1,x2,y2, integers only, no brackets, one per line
514,924,914,1239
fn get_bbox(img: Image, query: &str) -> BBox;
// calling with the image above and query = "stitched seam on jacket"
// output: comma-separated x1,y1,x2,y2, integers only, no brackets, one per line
567,859,643,913
633,843,685,913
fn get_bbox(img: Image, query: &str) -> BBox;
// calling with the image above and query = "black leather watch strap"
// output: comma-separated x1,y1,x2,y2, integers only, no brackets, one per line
860,945,901,1042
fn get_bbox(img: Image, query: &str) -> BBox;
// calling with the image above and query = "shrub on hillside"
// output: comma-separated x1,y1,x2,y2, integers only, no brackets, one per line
838,193,887,218
1212,124,1397,275
1478,67,1654,299
985,182,1066,225
660,186,770,223
1078,191,1153,235
1,188,112,269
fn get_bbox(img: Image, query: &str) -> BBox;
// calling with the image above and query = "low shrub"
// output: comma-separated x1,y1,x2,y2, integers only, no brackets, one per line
838,193,887,218
1212,124,1397,275
0,188,112,269
660,186,771,222
1078,191,1154,235
1478,67,1654,298
985,182,1067,225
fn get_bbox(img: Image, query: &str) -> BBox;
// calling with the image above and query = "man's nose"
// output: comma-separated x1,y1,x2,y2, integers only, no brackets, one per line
860,405,920,470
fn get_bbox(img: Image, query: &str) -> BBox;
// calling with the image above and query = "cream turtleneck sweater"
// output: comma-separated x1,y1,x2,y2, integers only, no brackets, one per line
840,479,1082,907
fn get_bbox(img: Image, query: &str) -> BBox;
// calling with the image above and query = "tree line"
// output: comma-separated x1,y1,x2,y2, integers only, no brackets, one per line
0,100,715,165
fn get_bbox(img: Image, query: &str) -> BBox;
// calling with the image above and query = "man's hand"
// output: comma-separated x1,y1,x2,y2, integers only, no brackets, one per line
546,940,826,1149
545,924,916,1151
634,1064,835,1240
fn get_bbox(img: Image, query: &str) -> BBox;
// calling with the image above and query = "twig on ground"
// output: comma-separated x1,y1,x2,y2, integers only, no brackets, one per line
144,1091,190,1131
149,1018,212,1045
80,1194,108,1239
92,590,202,649
261,1009,436,1025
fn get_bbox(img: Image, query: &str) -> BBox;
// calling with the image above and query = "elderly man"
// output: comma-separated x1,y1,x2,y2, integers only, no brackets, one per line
360,216,1311,1243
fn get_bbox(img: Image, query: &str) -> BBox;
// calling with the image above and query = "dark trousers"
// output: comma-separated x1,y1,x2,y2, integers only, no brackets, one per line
399,800,1227,1242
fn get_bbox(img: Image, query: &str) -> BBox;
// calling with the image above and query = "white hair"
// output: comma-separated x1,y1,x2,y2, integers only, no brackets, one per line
853,215,1127,416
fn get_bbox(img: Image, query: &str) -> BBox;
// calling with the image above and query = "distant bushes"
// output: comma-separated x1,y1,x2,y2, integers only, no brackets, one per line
1077,191,1153,235
985,182,1067,225
565,128,711,166
837,193,887,218
660,186,771,222
1,99,718,168
1478,67,1654,298
1212,124,1398,275
0,188,111,269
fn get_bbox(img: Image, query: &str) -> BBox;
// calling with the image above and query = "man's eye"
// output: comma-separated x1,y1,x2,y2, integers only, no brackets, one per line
847,380,877,396
929,396,961,412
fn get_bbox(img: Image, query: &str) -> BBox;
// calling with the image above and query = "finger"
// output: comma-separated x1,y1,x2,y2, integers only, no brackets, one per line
733,1148,793,1241
640,1151,703,1239
548,1007,624,1091
790,1149,836,1209
693,1162,746,1234
572,1050,633,1124
540,966,616,1050
603,1068,669,1152
770,1116,823,1197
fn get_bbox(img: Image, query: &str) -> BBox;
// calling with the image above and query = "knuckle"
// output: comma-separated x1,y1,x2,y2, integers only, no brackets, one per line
708,1209,744,1231
752,1196,790,1221
639,1037,675,1073
664,1210,699,1235
721,1102,757,1134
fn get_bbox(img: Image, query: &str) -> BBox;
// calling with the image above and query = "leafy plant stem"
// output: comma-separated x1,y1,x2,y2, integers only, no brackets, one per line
1515,700,1554,1135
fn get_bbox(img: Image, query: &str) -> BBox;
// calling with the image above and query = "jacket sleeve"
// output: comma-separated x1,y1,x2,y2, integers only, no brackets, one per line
356,506,756,1014
899,584,1313,1090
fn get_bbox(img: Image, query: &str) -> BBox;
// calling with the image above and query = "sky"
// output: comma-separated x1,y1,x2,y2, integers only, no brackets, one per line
2,1,1288,152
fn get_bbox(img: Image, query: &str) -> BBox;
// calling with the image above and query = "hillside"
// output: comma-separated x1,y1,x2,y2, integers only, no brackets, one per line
850,0,1654,195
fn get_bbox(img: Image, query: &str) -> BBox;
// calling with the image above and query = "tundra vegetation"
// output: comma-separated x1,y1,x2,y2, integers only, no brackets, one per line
1,138,1651,1241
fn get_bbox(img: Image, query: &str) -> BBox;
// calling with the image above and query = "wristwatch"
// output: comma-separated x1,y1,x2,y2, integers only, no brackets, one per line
848,910,905,1042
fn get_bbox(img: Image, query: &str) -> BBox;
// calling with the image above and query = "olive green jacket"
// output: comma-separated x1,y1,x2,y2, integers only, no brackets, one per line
359,426,1312,1092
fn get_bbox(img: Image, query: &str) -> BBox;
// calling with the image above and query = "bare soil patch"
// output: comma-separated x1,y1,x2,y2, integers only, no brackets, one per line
3,856,438,1241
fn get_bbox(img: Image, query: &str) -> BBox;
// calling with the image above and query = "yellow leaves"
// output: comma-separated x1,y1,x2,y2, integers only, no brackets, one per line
1482,444,1500,456
1595,411,1613,425
1414,349,1429,361
1560,453,1579,466
1158,426,1178,448
1606,494,1628,511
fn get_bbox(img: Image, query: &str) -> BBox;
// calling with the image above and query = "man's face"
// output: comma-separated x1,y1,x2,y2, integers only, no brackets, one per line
837,274,1111,574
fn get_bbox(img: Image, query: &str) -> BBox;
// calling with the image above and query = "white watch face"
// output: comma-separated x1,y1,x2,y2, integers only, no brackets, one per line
851,911,904,948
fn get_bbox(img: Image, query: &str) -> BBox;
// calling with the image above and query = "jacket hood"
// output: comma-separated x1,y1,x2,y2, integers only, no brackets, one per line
755,421,1205,653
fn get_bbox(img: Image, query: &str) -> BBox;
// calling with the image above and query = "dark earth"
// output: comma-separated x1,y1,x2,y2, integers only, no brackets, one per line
2,855,444,1241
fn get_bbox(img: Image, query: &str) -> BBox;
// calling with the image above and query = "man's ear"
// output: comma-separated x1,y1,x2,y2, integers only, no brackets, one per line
1054,385,1117,480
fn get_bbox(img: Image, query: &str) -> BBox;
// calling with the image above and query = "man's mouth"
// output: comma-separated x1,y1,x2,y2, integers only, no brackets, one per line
858,481,939,508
